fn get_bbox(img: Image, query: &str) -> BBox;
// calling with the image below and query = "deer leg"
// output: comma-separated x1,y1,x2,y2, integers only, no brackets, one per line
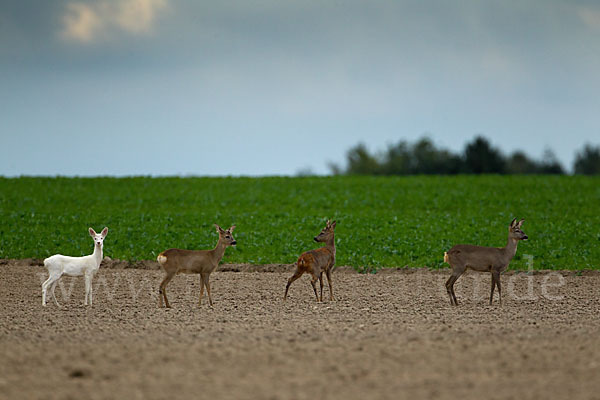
284,270,304,301
319,272,324,302
445,268,464,306
87,274,94,306
489,273,497,305
50,280,61,308
310,274,319,302
203,273,214,307
450,275,461,306
326,269,334,301
445,275,456,306
493,271,502,306
445,275,454,305
42,273,60,306
198,274,205,306
44,274,62,307
84,275,92,306
159,271,176,308
41,276,52,306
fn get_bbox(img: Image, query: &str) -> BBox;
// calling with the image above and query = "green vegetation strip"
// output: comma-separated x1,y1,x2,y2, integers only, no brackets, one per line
0,176,598,270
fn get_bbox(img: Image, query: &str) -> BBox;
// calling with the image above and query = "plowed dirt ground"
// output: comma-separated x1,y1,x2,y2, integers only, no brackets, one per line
1,262,599,400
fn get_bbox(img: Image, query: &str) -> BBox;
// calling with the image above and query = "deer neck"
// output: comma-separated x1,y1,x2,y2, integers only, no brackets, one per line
210,239,227,265
502,236,519,262
325,236,336,260
92,243,103,266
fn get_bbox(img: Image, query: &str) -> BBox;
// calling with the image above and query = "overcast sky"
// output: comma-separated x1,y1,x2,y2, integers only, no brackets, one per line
1,0,599,176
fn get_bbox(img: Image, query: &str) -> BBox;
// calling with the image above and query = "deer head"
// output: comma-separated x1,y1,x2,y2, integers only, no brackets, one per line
89,227,108,249
314,220,337,243
214,224,237,246
508,218,528,241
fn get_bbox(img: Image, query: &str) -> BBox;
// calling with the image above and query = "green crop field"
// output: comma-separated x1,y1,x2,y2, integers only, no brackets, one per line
0,176,598,270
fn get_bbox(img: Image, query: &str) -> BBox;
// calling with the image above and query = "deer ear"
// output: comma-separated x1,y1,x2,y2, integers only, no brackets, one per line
89,228,96,237
214,224,223,233
101,227,108,237
330,220,337,229
517,219,525,228
228,225,236,232
510,218,517,227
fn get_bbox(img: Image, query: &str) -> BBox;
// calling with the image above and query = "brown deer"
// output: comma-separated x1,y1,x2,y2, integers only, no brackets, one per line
444,218,528,306
284,220,336,302
157,224,236,308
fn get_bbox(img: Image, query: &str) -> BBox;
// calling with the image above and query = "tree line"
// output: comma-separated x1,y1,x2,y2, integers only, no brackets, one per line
329,136,600,175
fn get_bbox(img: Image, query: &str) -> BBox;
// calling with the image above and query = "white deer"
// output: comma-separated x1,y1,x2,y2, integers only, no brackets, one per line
42,227,108,307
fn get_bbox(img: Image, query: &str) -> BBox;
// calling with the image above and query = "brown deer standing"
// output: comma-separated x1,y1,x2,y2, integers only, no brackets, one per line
284,220,336,302
444,218,528,306
157,224,236,308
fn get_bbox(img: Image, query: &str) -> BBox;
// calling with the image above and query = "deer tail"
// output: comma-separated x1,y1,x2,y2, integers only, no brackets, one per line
157,253,168,266
43,255,60,271
443,251,449,263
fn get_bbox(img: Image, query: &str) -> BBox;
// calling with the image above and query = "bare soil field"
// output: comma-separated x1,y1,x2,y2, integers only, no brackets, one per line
1,261,599,400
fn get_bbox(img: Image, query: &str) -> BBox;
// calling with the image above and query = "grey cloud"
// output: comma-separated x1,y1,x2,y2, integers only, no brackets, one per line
1,0,599,175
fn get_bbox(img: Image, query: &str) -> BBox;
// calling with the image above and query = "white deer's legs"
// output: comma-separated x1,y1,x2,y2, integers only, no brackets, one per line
42,273,61,306
84,274,92,305
89,279,93,305
42,277,51,306
42,272,96,307
50,280,61,307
